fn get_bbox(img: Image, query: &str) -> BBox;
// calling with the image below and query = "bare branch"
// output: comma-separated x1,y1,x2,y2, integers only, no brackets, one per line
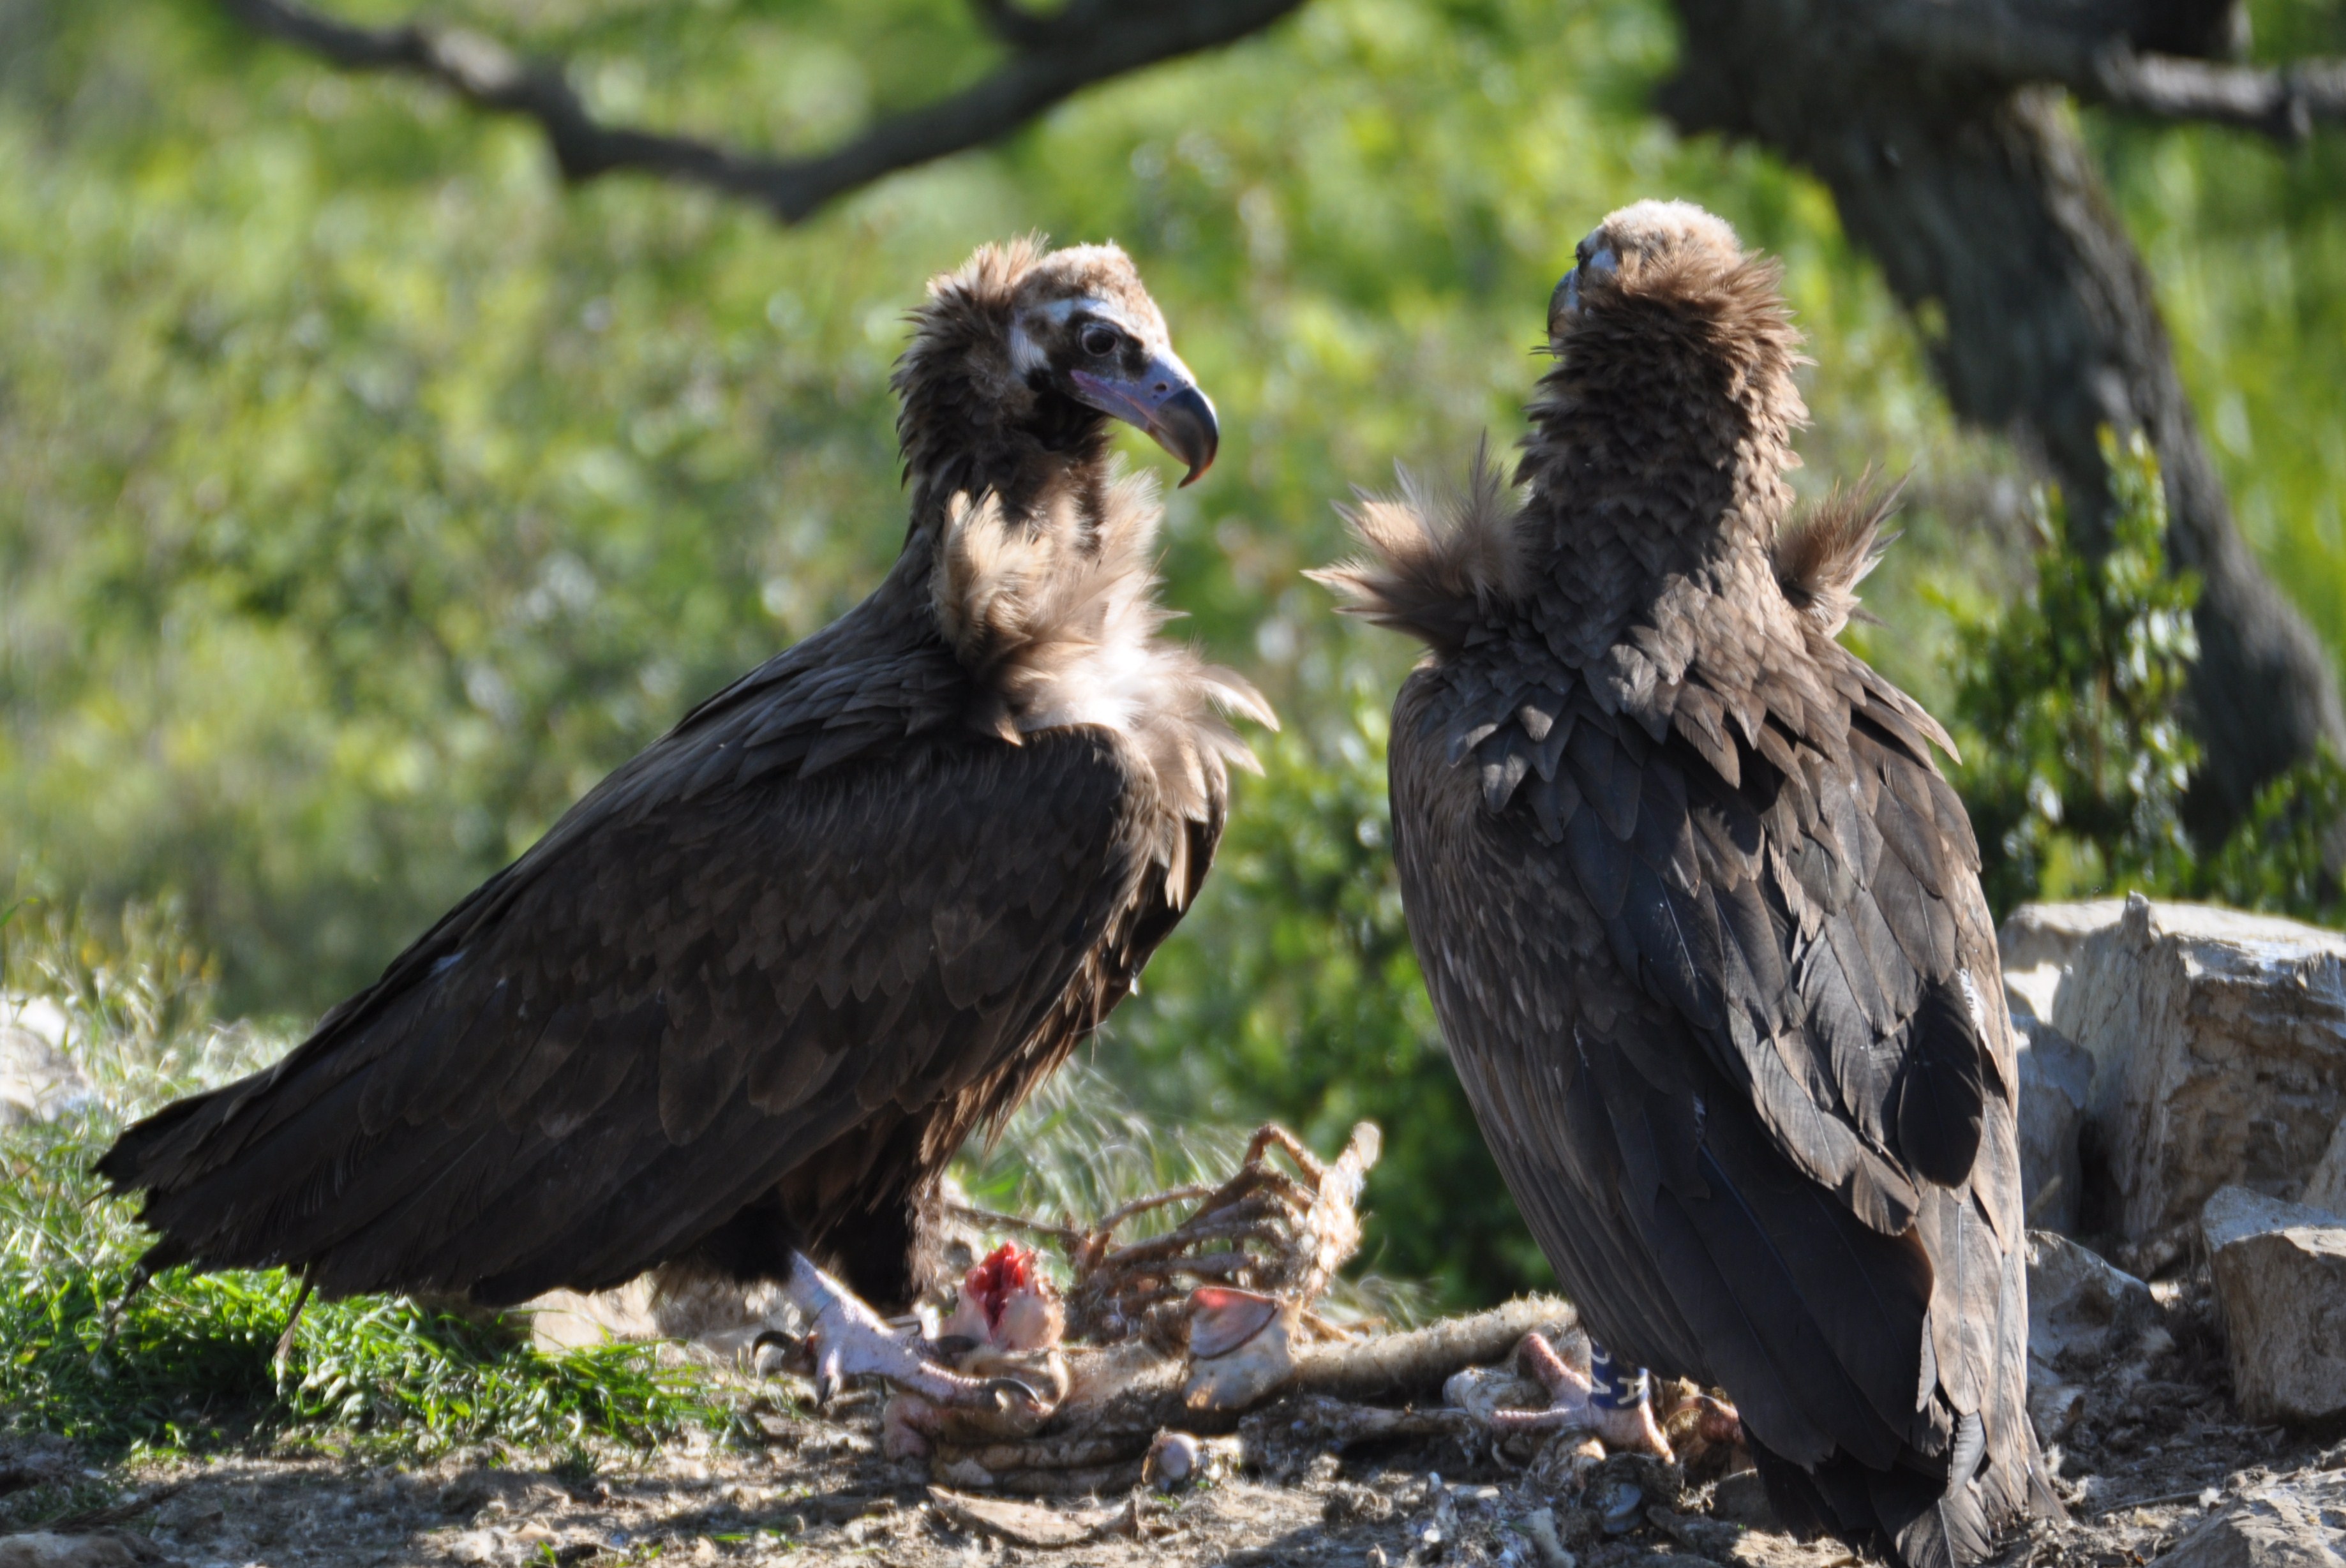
1863,0,2346,139
2090,51,2346,138
218,0,1305,223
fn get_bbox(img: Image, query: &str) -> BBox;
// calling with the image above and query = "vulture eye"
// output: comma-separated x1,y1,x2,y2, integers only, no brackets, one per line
1079,322,1121,358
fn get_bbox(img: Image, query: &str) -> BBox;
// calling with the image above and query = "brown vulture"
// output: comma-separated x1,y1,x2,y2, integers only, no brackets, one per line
100,239,1269,1406
1316,202,2054,1568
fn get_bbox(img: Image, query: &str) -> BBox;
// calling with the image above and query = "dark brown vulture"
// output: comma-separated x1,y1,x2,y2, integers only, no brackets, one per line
100,239,1269,1406
1316,202,2054,1568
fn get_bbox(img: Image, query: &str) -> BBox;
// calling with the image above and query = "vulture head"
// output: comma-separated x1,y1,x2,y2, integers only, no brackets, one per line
1522,200,1809,569
1548,199,1747,333
895,238,1218,512
1542,200,1803,420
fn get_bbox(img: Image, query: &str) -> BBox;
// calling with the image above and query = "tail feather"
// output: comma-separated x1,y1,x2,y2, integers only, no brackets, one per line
1749,1420,2012,1568
1871,1461,1994,1568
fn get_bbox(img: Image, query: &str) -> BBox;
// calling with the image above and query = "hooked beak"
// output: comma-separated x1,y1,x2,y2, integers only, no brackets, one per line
1548,244,1618,338
1070,353,1220,486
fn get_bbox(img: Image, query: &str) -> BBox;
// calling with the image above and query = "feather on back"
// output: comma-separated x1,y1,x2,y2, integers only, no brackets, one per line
1309,440,1526,654
1774,474,1902,638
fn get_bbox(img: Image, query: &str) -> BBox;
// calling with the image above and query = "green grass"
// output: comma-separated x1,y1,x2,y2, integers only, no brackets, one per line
1,902,737,1460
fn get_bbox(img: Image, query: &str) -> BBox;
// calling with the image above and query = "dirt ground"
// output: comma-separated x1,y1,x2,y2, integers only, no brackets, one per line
4,1268,2342,1568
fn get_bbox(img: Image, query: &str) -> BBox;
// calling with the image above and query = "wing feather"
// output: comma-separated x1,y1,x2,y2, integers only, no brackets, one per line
103,650,1169,1305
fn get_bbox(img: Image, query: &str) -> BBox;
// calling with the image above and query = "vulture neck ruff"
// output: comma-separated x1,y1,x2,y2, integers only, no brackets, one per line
889,239,1271,838
927,468,1271,835
1516,239,1808,662
1315,237,1814,691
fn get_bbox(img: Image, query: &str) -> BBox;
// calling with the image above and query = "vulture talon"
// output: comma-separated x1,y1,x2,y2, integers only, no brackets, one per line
980,1375,1047,1417
1485,1334,1675,1460
749,1327,812,1380
784,1253,1031,1412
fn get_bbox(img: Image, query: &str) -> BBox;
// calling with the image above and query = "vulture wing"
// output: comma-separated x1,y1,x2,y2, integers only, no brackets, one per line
1393,617,2033,1562
101,585,1190,1307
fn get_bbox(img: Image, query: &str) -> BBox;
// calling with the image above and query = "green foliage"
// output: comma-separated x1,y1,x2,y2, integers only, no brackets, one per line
1945,432,2204,911
2197,754,2346,923
955,1057,1253,1235
0,907,729,1456
1946,430,2346,924
2103,0,2346,666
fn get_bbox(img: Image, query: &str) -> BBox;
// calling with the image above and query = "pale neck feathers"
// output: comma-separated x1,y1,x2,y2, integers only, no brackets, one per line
930,467,1274,832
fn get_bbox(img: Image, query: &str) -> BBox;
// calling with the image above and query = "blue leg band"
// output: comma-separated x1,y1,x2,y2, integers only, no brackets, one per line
1588,1343,1649,1412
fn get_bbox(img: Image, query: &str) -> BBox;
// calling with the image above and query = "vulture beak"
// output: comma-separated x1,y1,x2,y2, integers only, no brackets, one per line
1549,243,1619,335
1070,354,1220,486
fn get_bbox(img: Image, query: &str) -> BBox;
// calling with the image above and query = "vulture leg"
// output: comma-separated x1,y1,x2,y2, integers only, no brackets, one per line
773,1254,1047,1416
1486,1336,1675,1458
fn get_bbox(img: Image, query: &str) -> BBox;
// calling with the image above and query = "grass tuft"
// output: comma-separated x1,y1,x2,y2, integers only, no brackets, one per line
1,900,735,1458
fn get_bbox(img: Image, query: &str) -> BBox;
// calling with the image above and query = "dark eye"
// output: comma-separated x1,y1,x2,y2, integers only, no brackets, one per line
1080,323,1121,358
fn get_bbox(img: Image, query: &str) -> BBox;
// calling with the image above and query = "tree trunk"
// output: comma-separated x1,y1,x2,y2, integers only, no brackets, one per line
1661,0,2346,837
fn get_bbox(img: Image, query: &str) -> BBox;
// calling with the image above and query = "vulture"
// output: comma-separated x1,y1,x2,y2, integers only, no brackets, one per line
1316,202,2055,1568
100,239,1271,1407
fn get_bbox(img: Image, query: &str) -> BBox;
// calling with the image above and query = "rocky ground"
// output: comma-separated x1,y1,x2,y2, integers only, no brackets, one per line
11,895,2346,1567
4,1260,2341,1568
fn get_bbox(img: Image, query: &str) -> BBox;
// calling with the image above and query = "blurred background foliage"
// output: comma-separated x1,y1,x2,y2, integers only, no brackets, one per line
3,0,2345,1308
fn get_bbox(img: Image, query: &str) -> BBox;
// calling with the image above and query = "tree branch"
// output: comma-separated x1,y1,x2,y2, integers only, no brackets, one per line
2091,50,2346,138
1863,1,2346,139
218,0,1306,223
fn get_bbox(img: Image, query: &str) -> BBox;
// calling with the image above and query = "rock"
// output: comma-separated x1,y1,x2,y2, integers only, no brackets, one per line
2026,1230,2158,1442
2027,1230,2157,1366
2305,1117,2346,1215
0,1534,177,1568
1709,1469,1779,1530
2151,1467,2344,1568
0,997,94,1129
1322,1483,1398,1527
2201,1185,2346,1426
147,1496,223,1537
926,1488,1119,1548
2051,895,2346,1241
524,1273,781,1356
1999,899,2129,1020
2015,1013,2093,1234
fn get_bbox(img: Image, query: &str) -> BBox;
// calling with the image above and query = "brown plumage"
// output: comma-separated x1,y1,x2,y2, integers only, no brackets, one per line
1318,202,2052,1568
1774,473,1902,639
100,239,1269,1319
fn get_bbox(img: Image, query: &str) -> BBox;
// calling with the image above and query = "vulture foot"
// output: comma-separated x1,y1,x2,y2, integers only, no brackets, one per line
770,1255,1047,1419
1485,1333,1674,1459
